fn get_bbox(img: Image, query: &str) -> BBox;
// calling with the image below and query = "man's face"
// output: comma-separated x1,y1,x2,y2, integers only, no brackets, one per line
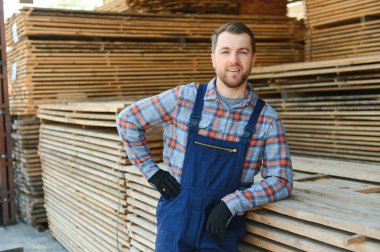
211,32,256,89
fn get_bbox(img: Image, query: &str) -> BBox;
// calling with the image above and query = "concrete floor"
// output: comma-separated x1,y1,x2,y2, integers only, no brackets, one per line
0,220,67,252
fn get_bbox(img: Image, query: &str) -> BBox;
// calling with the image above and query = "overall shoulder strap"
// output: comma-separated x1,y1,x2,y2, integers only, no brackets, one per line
189,84,208,131
242,98,266,139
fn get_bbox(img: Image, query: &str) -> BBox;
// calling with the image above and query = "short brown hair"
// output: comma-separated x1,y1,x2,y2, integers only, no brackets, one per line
211,22,256,54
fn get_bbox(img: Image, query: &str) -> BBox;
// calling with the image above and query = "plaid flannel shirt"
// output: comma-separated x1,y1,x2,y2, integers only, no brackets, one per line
116,78,293,215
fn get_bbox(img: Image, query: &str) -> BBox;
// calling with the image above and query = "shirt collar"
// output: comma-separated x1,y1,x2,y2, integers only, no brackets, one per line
204,77,256,109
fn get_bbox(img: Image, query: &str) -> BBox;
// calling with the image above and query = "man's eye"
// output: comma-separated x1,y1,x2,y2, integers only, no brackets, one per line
221,51,228,54
240,51,248,54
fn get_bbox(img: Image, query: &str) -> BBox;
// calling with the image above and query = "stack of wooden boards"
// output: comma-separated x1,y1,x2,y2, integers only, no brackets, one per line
97,0,287,16
250,54,380,164
241,156,380,251
305,0,380,60
37,99,163,251
123,155,380,251
6,7,303,116
11,116,46,228
37,101,380,252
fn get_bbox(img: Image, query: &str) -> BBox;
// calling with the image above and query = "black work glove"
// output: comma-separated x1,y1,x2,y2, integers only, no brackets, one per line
205,201,232,239
148,170,180,200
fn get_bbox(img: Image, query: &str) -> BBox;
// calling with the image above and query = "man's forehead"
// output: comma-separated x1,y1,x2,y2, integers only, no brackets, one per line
215,32,251,49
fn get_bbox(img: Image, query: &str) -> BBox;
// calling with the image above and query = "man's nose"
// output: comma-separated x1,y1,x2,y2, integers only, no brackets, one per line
228,52,239,64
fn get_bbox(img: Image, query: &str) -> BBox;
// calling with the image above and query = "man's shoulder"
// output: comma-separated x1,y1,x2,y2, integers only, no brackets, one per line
255,96,279,121
175,82,199,100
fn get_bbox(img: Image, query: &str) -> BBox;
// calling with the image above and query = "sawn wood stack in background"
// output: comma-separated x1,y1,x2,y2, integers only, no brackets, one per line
305,0,380,60
37,99,164,251
250,54,380,164
97,0,287,16
6,7,304,116
11,116,46,228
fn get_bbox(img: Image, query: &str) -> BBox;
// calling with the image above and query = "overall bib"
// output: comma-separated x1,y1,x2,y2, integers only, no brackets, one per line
156,84,265,252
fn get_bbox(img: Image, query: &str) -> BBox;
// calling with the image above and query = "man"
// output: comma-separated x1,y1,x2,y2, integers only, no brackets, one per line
116,22,293,251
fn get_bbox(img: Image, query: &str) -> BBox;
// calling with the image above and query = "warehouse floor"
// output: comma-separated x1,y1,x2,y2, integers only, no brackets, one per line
0,220,66,252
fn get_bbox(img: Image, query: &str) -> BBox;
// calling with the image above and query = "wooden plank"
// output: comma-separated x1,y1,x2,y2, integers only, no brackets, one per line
292,156,380,183
247,221,347,251
248,210,380,252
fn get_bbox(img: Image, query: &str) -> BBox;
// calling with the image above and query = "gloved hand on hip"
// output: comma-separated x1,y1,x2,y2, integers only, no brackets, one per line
148,170,180,200
205,201,232,239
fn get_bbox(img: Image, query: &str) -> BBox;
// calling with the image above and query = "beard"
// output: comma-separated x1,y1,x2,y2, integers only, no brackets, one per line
216,65,251,89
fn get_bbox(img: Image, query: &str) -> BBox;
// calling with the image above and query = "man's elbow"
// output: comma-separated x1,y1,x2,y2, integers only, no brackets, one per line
278,177,293,199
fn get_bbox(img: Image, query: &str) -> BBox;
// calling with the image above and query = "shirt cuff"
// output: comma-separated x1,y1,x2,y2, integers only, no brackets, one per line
222,190,252,216
140,159,160,180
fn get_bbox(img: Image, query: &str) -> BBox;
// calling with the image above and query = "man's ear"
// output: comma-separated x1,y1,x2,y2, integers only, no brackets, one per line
211,53,216,68
252,53,256,66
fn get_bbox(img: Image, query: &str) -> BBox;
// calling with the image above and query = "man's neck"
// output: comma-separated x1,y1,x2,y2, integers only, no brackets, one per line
215,78,247,99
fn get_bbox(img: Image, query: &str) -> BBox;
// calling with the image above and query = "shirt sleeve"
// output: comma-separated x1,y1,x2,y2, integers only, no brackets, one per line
222,118,293,216
116,87,180,179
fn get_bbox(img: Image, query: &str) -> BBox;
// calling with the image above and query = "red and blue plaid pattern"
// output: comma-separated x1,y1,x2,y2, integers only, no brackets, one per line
116,78,293,215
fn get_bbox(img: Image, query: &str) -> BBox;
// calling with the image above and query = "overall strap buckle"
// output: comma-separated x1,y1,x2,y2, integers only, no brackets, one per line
189,83,208,132
189,114,201,128
242,98,266,140
242,126,255,139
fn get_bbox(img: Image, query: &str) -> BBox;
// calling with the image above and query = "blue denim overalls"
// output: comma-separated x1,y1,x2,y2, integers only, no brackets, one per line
156,84,265,251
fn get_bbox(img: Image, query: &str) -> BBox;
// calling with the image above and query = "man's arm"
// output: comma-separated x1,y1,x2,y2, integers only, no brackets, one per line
116,87,179,180
223,118,293,216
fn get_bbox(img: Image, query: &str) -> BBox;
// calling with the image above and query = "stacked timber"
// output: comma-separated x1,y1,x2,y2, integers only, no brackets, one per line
239,0,287,16
125,163,161,251
96,0,130,12
6,7,303,42
241,155,380,251
250,54,380,164
97,0,238,14
97,0,287,16
305,0,380,60
306,0,380,28
124,156,380,251
37,99,164,251
7,40,213,115
6,7,304,116
11,116,46,228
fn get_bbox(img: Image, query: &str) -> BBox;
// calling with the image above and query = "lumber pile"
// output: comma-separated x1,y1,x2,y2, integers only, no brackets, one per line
306,0,380,28
125,163,161,251
37,99,164,251
306,18,380,61
97,0,287,16
11,116,46,228
239,0,287,16
6,7,303,116
6,7,303,43
97,0,238,14
124,155,380,251
250,54,380,164
240,155,380,251
305,0,380,60
7,39,212,115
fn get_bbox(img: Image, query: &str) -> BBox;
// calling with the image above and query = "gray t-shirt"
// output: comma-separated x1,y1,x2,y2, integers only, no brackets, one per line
217,90,244,109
